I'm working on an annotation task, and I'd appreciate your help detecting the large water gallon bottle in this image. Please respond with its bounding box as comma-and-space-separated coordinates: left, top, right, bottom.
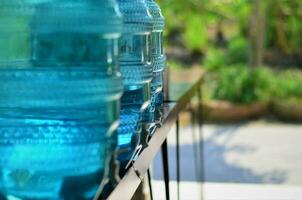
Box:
116, 0, 153, 170
142, 0, 165, 137
0, 1, 123, 200
147, 0, 165, 106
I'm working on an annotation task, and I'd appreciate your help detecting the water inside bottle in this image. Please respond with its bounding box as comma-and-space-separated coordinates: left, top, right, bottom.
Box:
0, 67, 121, 200
0, 8, 122, 198
117, 27, 152, 167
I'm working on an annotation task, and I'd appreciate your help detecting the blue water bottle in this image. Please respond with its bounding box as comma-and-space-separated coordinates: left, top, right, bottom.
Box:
116, 0, 153, 171
142, 0, 165, 136
147, 0, 165, 105
0, 1, 122, 199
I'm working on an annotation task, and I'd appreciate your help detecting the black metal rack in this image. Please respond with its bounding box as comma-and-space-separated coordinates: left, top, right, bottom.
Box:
95, 70, 205, 200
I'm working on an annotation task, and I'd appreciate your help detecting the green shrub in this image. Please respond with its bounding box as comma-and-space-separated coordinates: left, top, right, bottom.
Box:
212, 65, 258, 104
206, 65, 302, 104
272, 70, 302, 101
203, 48, 227, 71
203, 37, 248, 71
207, 65, 275, 104
226, 37, 248, 64
183, 14, 208, 52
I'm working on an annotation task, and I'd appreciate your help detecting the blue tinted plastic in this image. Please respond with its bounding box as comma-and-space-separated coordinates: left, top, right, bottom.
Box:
0, 1, 122, 199
147, 0, 165, 106
142, 0, 165, 132
116, 0, 153, 168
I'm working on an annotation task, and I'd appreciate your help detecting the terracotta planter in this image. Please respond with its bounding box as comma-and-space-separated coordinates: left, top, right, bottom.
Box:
202, 101, 269, 122
271, 100, 302, 122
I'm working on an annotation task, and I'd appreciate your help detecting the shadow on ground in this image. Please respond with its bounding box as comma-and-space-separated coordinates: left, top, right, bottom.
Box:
152, 124, 287, 184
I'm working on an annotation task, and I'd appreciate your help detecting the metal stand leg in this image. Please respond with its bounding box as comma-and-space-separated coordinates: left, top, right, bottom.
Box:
197, 86, 204, 200
197, 86, 203, 144
147, 169, 153, 200
176, 117, 180, 200
190, 101, 201, 181
161, 139, 170, 200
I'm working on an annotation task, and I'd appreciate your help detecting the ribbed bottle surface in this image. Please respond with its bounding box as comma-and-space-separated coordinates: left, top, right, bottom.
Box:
0, 1, 122, 199
146, 0, 165, 104
141, 0, 165, 128
116, 0, 153, 167
117, 0, 153, 33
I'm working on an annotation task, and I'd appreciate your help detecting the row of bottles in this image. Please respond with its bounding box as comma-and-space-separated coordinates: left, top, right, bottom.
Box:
116, 0, 153, 171
0, 0, 165, 199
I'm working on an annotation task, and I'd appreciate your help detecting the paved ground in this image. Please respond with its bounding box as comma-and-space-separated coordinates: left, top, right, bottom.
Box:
150, 120, 302, 200
151, 182, 302, 200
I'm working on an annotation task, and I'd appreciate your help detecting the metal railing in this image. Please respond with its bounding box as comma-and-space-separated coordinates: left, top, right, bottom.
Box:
95, 69, 206, 200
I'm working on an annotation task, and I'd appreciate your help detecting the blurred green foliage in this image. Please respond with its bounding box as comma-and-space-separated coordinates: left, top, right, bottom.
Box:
206, 65, 270, 104
205, 65, 302, 104
265, 0, 302, 53
203, 37, 248, 70
184, 14, 207, 51
203, 48, 226, 71
272, 70, 302, 101
227, 37, 248, 64
158, 0, 302, 105
168, 60, 186, 70
158, 0, 302, 61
